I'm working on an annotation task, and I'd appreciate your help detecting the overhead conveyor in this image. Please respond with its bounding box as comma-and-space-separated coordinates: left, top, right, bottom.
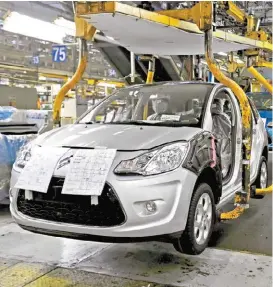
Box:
76, 1, 272, 56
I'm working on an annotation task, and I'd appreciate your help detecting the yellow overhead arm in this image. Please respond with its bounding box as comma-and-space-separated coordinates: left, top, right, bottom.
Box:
247, 66, 273, 94
256, 60, 273, 69
143, 56, 155, 120
53, 39, 88, 124
53, 14, 96, 125
220, 1, 246, 23
195, 2, 252, 220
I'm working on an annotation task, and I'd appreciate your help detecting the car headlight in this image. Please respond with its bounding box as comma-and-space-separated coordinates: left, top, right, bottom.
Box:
114, 142, 188, 176
14, 142, 33, 169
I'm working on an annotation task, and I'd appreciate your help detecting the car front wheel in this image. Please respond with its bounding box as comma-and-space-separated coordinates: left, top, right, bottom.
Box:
173, 183, 215, 255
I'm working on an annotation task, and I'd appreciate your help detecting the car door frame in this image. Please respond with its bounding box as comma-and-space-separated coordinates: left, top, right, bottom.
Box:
202, 85, 243, 203
247, 97, 268, 183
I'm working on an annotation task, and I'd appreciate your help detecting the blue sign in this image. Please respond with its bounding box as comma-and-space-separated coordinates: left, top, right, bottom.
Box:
32, 56, 39, 65
108, 69, 116, 77
208, 71, 214, 83
52, 46, 67, 62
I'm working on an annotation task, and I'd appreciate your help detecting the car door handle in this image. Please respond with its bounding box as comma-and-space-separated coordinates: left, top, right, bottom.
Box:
253, 128, 256, 135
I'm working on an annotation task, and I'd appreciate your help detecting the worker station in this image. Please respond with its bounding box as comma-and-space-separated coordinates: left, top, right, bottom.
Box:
0, 1, 272, 286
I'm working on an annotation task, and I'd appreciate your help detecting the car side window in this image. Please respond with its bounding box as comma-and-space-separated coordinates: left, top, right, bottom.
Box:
211, 91, 235, 125
248, 97, 259, 124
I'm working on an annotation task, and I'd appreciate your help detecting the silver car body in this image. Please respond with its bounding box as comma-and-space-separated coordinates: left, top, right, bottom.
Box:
9, 82, 268, 241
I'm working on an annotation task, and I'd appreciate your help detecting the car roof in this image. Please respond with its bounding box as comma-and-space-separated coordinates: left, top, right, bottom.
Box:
122, 81, 220, 90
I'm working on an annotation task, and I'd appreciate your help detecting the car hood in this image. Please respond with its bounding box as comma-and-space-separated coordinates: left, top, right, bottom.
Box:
36, 124, 202, 151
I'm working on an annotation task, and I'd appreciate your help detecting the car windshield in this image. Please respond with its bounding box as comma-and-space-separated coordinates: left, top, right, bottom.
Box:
78, 83, 213, 127
247, 92, 272, 110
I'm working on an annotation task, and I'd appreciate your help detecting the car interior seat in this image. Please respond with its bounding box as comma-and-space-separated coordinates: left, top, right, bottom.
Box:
211, 98, 232, 179
148, 97, 174, 120
223, 100, 233, 121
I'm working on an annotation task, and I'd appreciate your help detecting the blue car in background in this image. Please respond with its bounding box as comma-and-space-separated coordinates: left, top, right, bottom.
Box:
247, 92, 272, 150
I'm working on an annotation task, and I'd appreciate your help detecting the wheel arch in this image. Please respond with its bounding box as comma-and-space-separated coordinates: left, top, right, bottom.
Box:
262, 145, 268, 161
194, 166, 222, 204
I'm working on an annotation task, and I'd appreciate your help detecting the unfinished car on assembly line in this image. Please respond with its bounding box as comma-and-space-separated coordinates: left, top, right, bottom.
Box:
9, 82, 268, 255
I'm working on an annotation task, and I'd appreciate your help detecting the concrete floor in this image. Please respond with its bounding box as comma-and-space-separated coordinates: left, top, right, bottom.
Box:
0, 153, 271, 286
209, 153, 272, 256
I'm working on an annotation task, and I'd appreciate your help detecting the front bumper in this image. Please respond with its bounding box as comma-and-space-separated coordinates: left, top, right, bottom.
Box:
10, 166, 197, 239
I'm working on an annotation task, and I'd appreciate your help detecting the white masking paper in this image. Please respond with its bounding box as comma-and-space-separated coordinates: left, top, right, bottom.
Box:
15, 147, 68, 193
61, 149, 116, 196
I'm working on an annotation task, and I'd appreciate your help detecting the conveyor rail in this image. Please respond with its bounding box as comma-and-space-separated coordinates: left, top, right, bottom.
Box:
76, 2, 272, 56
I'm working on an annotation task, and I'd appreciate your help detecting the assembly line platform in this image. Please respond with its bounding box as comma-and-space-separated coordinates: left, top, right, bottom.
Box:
0, 219, 271, 287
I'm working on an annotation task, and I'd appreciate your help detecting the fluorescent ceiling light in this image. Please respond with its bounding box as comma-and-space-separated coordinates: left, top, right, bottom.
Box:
217, 52, 228, 56
3, 12, 75, 44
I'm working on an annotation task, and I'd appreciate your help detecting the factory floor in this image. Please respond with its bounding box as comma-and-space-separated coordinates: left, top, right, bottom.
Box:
0, 154, 271, 287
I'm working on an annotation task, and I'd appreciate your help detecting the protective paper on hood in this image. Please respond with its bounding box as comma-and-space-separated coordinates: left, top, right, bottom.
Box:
15, 147, 68, 193
61, 149, 116, 196
0, 133, 36, 203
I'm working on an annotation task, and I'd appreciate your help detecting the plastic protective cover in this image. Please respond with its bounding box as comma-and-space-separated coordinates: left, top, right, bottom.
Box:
0, 107, 51, 130
212, 106, 232, 178
0, 106, 17, 121
0, 133, 36, 203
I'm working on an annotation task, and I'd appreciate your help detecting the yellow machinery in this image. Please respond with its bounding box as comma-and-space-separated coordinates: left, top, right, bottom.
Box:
140, 55, 156, 119
161, 1, 273, 218
54, 1, 272, 220
248, 66, 273, 94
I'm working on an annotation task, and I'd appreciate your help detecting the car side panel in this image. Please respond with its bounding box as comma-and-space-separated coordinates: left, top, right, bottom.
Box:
182, 131, 222, 201
250, 116, 268, 182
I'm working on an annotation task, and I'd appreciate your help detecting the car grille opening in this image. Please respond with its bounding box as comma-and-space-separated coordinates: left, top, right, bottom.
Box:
17, 177, 126, 227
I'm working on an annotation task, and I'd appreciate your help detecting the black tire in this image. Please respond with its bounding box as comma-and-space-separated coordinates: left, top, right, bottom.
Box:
252, 156, 268, 199
173, 183, 216, 255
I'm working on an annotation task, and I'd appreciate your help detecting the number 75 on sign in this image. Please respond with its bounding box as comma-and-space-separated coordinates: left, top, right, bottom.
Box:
52, 46, 67, 62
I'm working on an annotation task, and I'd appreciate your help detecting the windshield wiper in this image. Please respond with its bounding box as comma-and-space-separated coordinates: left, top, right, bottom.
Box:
107, 120, 150, 125
106, 120, 198, 127
79, 121, 95, 124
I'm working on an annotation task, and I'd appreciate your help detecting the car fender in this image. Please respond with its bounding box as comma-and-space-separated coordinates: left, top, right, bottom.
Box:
183, 131, 222, 201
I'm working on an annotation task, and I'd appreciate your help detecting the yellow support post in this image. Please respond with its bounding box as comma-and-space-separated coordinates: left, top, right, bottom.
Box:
145, 57, 155, 83
201, 2, 252, 220
247, 15, 255, 33
53, 11, 97, 126
247, 66, 273, 94
75, 16, 96, 41
143, 56, 155, 120
53, 39, 88, 125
